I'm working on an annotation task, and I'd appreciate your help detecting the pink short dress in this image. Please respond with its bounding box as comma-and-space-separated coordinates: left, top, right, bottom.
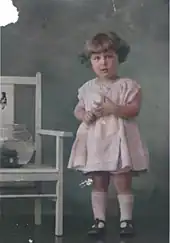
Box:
67, 78, 149, 175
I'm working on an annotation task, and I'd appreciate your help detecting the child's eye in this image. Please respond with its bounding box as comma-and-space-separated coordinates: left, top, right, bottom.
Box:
105, 54, 114, 59
94, 56, 100, 60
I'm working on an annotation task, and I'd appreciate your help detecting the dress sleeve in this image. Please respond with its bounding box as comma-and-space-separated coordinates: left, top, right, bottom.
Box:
77, 84, 86, 107
120, 79, 141, 104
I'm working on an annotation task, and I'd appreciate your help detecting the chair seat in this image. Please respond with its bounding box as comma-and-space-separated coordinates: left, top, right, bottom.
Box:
0, 164, 59, 183
0, 181, 36, 188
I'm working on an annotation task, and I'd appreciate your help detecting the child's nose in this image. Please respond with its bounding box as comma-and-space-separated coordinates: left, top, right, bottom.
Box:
100, 56, 107, 65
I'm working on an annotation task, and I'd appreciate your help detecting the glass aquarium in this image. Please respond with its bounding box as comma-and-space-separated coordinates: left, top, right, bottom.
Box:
0, 124, 34, 168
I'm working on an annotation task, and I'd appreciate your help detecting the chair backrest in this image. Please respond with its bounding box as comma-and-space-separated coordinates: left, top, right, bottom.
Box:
0, 72, 42, 164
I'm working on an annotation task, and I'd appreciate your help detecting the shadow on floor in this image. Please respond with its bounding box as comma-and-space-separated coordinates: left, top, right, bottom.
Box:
0, 214, 168, 243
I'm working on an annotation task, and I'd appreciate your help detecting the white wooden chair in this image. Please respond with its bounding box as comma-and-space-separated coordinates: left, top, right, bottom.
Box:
0, 73, 72, 236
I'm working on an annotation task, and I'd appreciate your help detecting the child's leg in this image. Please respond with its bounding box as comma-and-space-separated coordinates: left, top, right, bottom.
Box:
113, 172, 133, 222
91, 172, 110, 221
113, 172, 134, 235
88, 172, 110, 235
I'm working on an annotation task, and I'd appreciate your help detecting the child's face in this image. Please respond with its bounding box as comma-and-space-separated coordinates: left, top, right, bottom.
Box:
90, 50, 118, 79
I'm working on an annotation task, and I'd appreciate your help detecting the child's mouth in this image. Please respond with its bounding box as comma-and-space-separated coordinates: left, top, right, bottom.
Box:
100, 69, 108, 72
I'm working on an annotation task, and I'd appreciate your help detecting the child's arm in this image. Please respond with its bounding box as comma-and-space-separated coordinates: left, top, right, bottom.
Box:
74, 101, 86, 121
93, 90, 141, 119
74, 101, 96, 124
115, 91, 142, 119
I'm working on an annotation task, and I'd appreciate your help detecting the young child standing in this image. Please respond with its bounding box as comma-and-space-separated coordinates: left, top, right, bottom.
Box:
68, 32, 149, 237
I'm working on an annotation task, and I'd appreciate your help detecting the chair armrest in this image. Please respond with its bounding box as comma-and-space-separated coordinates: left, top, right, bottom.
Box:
35, 129, 72, 170
37, 129, 73, 137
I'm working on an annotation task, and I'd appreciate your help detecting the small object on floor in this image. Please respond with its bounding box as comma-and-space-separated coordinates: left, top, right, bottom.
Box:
88, 218, 106, 236
79, 178, 93, 188
120, 220, 134, 237
28, 239, 33, 243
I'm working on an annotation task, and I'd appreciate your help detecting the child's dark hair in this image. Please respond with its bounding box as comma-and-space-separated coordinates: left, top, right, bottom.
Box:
79, 32, 130, 65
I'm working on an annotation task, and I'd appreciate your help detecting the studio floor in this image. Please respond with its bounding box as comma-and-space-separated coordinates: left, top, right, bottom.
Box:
0, 214, 168, 243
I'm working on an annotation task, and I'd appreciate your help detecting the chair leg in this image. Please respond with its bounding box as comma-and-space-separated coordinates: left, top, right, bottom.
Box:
0, 200, 3, 220
55, 237, 63, 243
55, 180, 63, 236
0, 193, 3, 219
0, 200, 2, 218
34, 198, 41, 225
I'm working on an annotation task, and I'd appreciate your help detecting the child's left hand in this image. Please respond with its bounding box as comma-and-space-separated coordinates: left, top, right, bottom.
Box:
93, 96, 118, 118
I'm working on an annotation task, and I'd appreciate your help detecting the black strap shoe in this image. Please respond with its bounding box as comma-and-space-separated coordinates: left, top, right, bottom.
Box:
88, 218, 106, 236
120, 220, 134, 237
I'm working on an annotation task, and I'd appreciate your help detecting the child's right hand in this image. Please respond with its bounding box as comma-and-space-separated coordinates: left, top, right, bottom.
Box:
83, 111, 96, 125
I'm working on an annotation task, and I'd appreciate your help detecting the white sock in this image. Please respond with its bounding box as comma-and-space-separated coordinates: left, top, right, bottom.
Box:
91, 191, 107, 222
117, 194, 134, 221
